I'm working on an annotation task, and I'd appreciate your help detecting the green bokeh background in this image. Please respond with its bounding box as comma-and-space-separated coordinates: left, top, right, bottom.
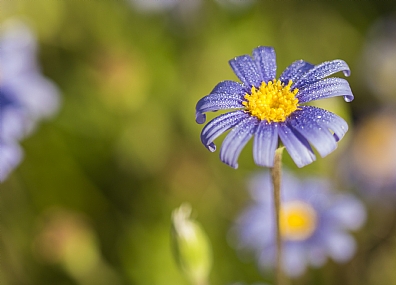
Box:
1, 1, 396, 285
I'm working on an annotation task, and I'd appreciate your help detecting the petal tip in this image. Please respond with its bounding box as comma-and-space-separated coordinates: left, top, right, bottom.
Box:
253, 45, 274, 53
344, 95, 354, 102
295, 159, 314, 168
343, 69, 351, 77
229, 162, 238, 169
206, 143, 216, 152
221, 155, 239, 169
255, 161, 273, 168
195, 112, 206, 124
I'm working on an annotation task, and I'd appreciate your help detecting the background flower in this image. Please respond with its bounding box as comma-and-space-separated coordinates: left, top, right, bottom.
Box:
0, 20, 60, 181
340, 111, 396, 201
233, 170, 366, 277
359, 15, 396, 105
129, 0, 201, 19
229, 283, 269, 285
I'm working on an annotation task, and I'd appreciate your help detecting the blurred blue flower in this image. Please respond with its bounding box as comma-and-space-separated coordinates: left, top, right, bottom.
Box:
341, 111, 396, 201
233, 171, 366, 277
229, 283, 269, 285
0, 20, 60, 181
360, 16, 396, 104
215, 0, 256, 11
130, 0, 200, 14
196, 46, 353, 168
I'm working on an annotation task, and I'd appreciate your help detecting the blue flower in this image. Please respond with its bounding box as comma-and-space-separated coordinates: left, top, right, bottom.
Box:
195, 46, 353, 168
341, 111, 396, 201
360, 16, 396, 103
0, 20, 60, 181
233, 171, 366, 277
130, 0, 200, 14
229, 283, 269, 285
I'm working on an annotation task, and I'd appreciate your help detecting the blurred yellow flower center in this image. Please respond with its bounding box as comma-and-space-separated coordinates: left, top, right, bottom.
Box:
242, 79, 299, 122
280, 201, 317, 241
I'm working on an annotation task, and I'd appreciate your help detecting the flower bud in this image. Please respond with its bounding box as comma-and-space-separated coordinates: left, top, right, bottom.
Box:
171, 203, 212, 285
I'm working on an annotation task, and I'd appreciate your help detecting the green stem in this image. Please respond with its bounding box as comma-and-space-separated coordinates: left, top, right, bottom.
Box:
270, 147, 285, 285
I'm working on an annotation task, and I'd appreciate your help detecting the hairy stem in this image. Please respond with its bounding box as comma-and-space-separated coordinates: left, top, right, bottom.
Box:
271, 147, 285, 285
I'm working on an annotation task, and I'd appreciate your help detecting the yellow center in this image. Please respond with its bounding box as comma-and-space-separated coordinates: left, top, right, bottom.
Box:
279, 201, 317, 241
242, 79, 299, 122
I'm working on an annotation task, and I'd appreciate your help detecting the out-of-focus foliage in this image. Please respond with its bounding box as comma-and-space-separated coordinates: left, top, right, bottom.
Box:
1, 1, 396, 285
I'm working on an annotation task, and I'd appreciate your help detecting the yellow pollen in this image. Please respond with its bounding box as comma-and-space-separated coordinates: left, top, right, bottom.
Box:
242, 79, 299, 122
280, 201, 317, 241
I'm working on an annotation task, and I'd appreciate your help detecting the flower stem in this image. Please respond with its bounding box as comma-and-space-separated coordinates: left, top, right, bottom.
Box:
271, 147, 285, 285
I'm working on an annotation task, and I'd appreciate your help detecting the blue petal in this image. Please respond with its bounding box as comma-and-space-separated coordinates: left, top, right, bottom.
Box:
195, 95, 244, 124
282, 244, 308, 277
327, 194, 366, 231
220, 116, 258, 168
236, 205, 274, 251
229, 55, 262, 89
293, 60, 351, 90
301, 106, 348, 142
200, 111, 248, 152
248, 171, 273, 203
281, 171, 305, 201
209, 80, 245, 95
288, 108, 338, 158
278, 123, 316, 168
253, 121, 279, 167
0, 142, 23, 182
324, 232, 356, 262
195, 112, 207, 125
280, 60, 315, 85
1, 106, 29, 142
252, 46, 277, 83
196, 81, 245, 124
297, 78, 354, 103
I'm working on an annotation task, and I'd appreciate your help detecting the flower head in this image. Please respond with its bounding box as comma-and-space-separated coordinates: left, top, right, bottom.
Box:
130, 0, 200, 15
0, 20, 60, 181
341, 111, 396, 201
360, 16, 396, 103
196, 46, 353, 168
233, 171, 366, 277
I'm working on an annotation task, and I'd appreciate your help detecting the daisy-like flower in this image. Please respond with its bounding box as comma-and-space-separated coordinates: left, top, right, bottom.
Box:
229, 283, 269, 285
195, 46, 353, 168
233, 171, 366, 277
341, 111, 396, 201
130, 0, 200, 14
360, 16, 396, 103
0, 20, 60, 181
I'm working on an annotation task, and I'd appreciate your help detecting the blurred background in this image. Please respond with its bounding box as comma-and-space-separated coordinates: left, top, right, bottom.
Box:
1, 0, 396, 284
